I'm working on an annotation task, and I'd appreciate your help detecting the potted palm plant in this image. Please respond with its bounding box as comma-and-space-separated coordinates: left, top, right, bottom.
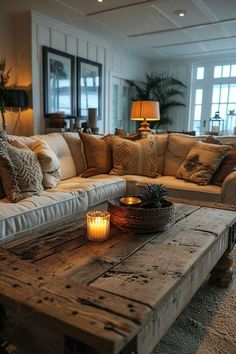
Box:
127, 72, 187, 127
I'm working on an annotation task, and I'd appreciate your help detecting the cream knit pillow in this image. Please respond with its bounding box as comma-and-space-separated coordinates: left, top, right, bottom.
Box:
110, 136, 159, 177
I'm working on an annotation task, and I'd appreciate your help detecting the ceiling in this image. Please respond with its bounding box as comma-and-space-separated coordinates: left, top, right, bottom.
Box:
60, 0, 236, 60
2, 0, 236, 61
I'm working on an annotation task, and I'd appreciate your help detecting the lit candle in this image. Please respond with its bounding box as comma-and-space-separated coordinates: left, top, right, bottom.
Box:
119, 196, 142, 206
86, 211, 110, 241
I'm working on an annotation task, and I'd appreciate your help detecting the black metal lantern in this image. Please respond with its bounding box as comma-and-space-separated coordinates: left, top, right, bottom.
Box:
209, 111, 224, 135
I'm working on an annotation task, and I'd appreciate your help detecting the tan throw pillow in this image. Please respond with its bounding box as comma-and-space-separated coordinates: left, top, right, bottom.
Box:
31, 138, 61, 189
0, 140, 43, 202
203, 136, 236, 186
80, 132, 112, 177
114, 128, 143, 141
176, 141, 231, 185
110, 136, 159, 177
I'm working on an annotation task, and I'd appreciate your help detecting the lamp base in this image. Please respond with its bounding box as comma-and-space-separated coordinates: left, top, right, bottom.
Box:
137, 119, 152, 132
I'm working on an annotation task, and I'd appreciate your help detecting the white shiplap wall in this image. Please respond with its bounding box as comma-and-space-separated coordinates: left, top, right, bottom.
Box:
31, 11, 150, 134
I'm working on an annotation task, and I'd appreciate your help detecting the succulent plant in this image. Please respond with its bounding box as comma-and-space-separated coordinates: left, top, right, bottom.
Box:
140, 184, 169, 208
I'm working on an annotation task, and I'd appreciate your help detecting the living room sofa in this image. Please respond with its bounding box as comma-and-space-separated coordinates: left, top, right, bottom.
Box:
0, 132, 235, 244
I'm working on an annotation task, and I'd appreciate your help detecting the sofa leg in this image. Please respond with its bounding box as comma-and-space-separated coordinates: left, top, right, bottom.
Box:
209, 251, 233, 288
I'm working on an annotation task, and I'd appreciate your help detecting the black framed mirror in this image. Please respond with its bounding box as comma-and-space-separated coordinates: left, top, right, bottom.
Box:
77, 57, 102, 120
43, 46, 75, 116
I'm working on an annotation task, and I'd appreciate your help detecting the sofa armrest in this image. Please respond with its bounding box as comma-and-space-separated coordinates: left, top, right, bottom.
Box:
221, 171, 236, 205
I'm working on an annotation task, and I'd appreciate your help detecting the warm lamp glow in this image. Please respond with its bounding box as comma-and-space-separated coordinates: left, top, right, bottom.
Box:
86, 211, 110, 241
131, 101, 160, 132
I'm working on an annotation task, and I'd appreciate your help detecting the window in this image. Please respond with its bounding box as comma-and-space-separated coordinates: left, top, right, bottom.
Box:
190, 62, 236, 135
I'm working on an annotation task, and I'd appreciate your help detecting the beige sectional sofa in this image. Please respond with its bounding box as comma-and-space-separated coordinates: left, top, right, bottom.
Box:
0, 132, 235, 244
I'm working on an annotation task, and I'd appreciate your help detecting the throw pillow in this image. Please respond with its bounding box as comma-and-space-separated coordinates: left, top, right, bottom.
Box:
114, 128, 143, 141
0, 140, 43, 202
79, 132, 113, 177
31, 138, 61, 189
203, 136, 236, 186
176, 141, 231, 185
110, 136, 159, 177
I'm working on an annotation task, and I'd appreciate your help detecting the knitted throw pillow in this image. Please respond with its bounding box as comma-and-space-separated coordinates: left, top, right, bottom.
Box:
0, 140, 43, 202
110, 136, 159, 177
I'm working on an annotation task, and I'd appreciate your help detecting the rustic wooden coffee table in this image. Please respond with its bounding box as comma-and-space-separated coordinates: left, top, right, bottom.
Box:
0, 203, 235, 354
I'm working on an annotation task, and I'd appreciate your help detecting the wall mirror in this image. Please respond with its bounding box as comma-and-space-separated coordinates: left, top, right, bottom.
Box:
43, 46, 75, 116
77, 57, 102, 120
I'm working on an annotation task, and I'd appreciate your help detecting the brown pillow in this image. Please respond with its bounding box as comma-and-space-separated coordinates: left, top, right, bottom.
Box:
80, 133, 112, 177
114, 128, 143, 141
203, 136, 236, 186
0, 140, 43, 202
110, 136, 159, 177
176, 141, 231, 185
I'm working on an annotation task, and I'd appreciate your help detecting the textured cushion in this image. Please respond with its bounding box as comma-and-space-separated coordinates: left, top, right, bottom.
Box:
80, 133, 113, 177
114, 128, 143, 141
147, 133, 168, 174
0, 189, 88, 243
62, 132, 86, 175
0, 140, 43, 202
164, 133, 198, 176
30, 138, 61, 189
203, 136, 236, 186
9, 133, 77, 181
176, 141, 231, 185
110, 136, 159, 177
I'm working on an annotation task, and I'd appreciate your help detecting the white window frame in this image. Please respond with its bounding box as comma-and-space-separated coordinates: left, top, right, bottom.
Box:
189, 61, 236, 135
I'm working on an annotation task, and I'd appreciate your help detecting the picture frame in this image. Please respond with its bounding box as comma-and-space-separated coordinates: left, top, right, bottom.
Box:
43, 46, 75, 116
77, 57, 102, 120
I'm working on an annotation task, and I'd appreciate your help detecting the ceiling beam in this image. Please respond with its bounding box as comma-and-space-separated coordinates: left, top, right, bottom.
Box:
158, 47, 236, 58
151, 35, 236, 49
86, 0, 155, 16
128, 17, 236, 37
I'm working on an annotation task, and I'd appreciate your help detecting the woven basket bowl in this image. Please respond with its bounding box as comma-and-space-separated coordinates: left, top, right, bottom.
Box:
108, 199, 175, 233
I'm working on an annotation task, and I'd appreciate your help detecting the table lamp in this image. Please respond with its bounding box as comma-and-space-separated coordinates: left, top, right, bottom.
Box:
131, 100, 160, 132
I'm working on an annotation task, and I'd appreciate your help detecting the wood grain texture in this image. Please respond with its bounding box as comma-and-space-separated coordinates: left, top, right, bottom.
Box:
0, 204, 235, 354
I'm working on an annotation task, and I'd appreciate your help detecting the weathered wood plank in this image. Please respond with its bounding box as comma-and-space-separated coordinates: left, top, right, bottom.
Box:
0, 248, 150, 354
32, 204, 200, 284
137, 230, 230, 354
91, 207, 236, 309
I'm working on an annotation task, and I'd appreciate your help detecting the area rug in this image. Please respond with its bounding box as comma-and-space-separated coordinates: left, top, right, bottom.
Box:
5, 249, 236, 354
154, 248, 236, 354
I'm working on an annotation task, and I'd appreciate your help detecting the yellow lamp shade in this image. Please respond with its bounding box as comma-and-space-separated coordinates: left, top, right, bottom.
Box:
131, 101, 160, 121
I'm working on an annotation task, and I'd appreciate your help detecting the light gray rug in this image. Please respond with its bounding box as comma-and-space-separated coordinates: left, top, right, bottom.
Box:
154, 248, 236, 354
6, 249, 236, 354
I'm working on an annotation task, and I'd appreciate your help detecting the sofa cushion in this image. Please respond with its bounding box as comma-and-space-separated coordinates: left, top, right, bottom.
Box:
203, 136, 236, 186
62, 132, 86, 175
0, 140, 43, 202
55, 175, 126, 207
164, 133, 197, 176
176, 141, 231, 185
30, 138, 61, 189
38, 133, 77, 180
0, 189, 88, 244
9, 133, 77, 181
80, 133, 113, 177
110, 136, 159, 177
123, 175, 221, 203
114, 128, 143, 141
147, 133, 168, 175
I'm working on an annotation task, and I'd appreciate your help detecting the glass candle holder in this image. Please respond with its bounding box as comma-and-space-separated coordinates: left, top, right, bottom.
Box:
86, 211, 110, 241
